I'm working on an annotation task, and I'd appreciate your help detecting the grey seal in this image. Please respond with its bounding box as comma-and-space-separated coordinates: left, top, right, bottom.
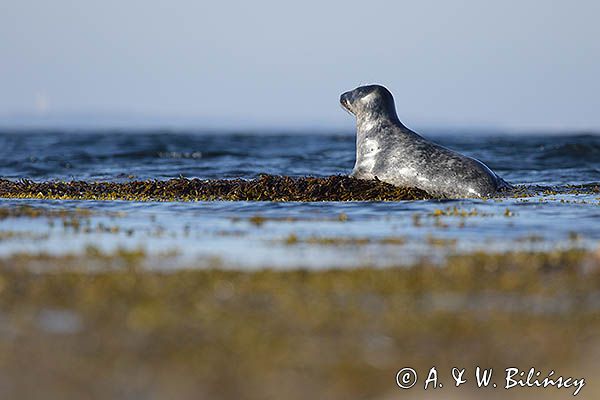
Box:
340, 84, 511, 198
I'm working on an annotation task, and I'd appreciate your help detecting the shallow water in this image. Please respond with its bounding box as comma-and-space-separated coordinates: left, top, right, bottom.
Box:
0, 130, 599, 268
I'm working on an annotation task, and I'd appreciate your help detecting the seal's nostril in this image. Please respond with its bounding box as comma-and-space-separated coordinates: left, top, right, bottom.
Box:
340, 93, 352, 109
340, 91, 352, 105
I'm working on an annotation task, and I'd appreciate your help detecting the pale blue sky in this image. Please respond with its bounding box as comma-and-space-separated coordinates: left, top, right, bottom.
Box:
0, 0, 599, 130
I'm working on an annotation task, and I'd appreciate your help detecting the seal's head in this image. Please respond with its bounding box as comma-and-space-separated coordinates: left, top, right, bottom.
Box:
340, 84, 398, 121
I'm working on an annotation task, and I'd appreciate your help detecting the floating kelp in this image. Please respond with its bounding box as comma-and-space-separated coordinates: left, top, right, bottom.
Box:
509, 182, 600, 198
0, 205, 91, 219
0, 175, 432, 202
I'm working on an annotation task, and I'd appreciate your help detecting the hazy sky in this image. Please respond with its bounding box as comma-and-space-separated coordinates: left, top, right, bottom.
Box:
1, 0, 599, 130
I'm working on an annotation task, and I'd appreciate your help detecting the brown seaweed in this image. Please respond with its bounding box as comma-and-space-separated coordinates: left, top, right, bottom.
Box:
0, 247, 599, 399
0, 175, 432, 202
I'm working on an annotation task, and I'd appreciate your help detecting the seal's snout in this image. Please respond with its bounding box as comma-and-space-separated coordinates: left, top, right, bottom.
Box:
340, 91, 353, 113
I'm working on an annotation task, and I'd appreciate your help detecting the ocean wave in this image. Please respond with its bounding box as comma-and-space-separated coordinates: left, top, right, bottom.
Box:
536, 142, 600, 161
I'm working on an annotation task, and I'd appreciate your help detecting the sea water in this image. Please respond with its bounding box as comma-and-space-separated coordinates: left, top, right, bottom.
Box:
0, 130, 598, 269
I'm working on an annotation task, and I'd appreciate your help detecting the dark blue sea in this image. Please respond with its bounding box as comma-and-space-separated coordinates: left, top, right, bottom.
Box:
0, 130, 599, 268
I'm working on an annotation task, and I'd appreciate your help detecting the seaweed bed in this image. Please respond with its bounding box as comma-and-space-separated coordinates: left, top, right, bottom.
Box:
0, 175, 432, 202
1, 247, 599, 399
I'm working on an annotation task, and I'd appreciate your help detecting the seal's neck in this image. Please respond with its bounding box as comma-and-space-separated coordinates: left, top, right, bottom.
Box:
356, 110, 406, 133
